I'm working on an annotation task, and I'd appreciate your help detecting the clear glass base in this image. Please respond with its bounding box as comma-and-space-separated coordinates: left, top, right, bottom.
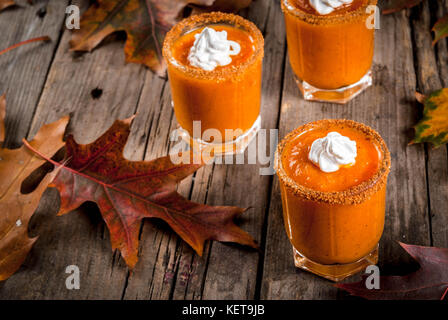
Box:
175, 116, 261, 157
292, 244, 378, 282
296, 70, 372, 104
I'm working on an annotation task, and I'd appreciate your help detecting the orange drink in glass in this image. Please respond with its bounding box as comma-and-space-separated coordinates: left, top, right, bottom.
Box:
163, 12, 264, 156
281, 0, 377, 103
275, 119, 391, 281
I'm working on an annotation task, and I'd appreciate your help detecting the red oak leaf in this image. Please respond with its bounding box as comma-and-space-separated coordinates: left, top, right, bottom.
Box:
25, 117, 257, 269
336, 243, 448, 300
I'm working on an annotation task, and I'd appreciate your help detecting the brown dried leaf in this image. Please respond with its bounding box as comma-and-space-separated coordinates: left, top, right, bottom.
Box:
70, 0, 215, 76
0, 0, 14, 12
192, 0, 253, 13
0, 98, 68, 281
69, 0, 253, 76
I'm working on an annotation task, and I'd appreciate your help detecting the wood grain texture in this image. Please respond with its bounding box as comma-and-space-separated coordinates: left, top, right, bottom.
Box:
197, 0, 287, 300
0, 0, 70, 148
411, 0, 448, 249
0, 0, 150, 299
122, 0, 287, 300
0, 0, 447, 300
260, 9, 431, 299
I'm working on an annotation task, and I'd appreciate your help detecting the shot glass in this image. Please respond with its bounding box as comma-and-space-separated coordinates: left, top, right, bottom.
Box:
163, 12, 264, 156
281, 0, 377, 104
275, 119, 391, 281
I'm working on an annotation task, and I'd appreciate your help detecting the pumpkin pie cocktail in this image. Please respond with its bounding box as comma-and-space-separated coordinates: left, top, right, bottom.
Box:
275, 120, 390, 281
163, 13, 264, 155
282, 0, 377, 103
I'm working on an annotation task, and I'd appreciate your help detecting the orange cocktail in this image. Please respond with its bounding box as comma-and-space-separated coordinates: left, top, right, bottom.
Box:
281, 0, 377, 103
275, 120, 390, 281
163, 13, 264, 155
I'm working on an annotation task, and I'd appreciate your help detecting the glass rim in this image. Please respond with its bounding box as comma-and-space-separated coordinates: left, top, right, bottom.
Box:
281, 0, 378, 25
162, 12, 264, 81
275, 119, 391, 205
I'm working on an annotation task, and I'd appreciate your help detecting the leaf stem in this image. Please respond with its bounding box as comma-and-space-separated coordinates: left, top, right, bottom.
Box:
22, 139, 61, 167
22, 138, 250, 244
0, 36, 51, 57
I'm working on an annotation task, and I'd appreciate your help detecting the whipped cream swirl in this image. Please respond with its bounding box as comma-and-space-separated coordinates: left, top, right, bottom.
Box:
308, 132, 357, 173
188, 27, 241, 71
309, 0, 353, 15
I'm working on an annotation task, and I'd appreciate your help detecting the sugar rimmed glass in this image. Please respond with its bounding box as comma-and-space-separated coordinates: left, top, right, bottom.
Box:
163, 12, 264, 156
275, 119, 391, 281
281, 0, 378, 104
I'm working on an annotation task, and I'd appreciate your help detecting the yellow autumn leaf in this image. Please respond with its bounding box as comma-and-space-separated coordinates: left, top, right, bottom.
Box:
412, 88, 448, 148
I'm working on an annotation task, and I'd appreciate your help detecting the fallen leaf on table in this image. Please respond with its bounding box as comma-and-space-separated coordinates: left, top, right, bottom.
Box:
25, 117, 258, 269
381, 0, 423, 14
415, 91, 426, 104
336, 243, 448, 300
0, 0, 14, 12
411, 88, 448, 148
70, 0, 253, 76
70, 0, 213, 76
0, 97, 68, 281
432, 13, 448, 45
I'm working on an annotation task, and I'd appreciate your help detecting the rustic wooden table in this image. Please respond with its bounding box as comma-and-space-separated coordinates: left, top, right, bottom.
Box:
0, 0, 447, 300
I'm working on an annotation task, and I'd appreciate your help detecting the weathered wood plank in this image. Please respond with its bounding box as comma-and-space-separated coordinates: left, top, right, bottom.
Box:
0, 0, 157, 299
198, 0, 287, 300
0, 0, 284, 300
0, 0, 70, 147
435, 2, 448, 86
0, 0, 445, 300
411, 0, 448, 248
261, 9, 431, 299
122, 0, 288, 300
120, 70, 197, 300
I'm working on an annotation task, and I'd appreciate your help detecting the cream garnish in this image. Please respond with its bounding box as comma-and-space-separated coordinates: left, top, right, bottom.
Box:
187, 27, 241, 71
308, 132, 357, 173
309, 0, 353, 15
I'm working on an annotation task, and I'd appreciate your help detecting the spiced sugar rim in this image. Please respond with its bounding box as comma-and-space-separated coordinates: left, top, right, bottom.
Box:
162, 12, 264, 81
281, 0, 378, 25
275, 119, 391, 205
